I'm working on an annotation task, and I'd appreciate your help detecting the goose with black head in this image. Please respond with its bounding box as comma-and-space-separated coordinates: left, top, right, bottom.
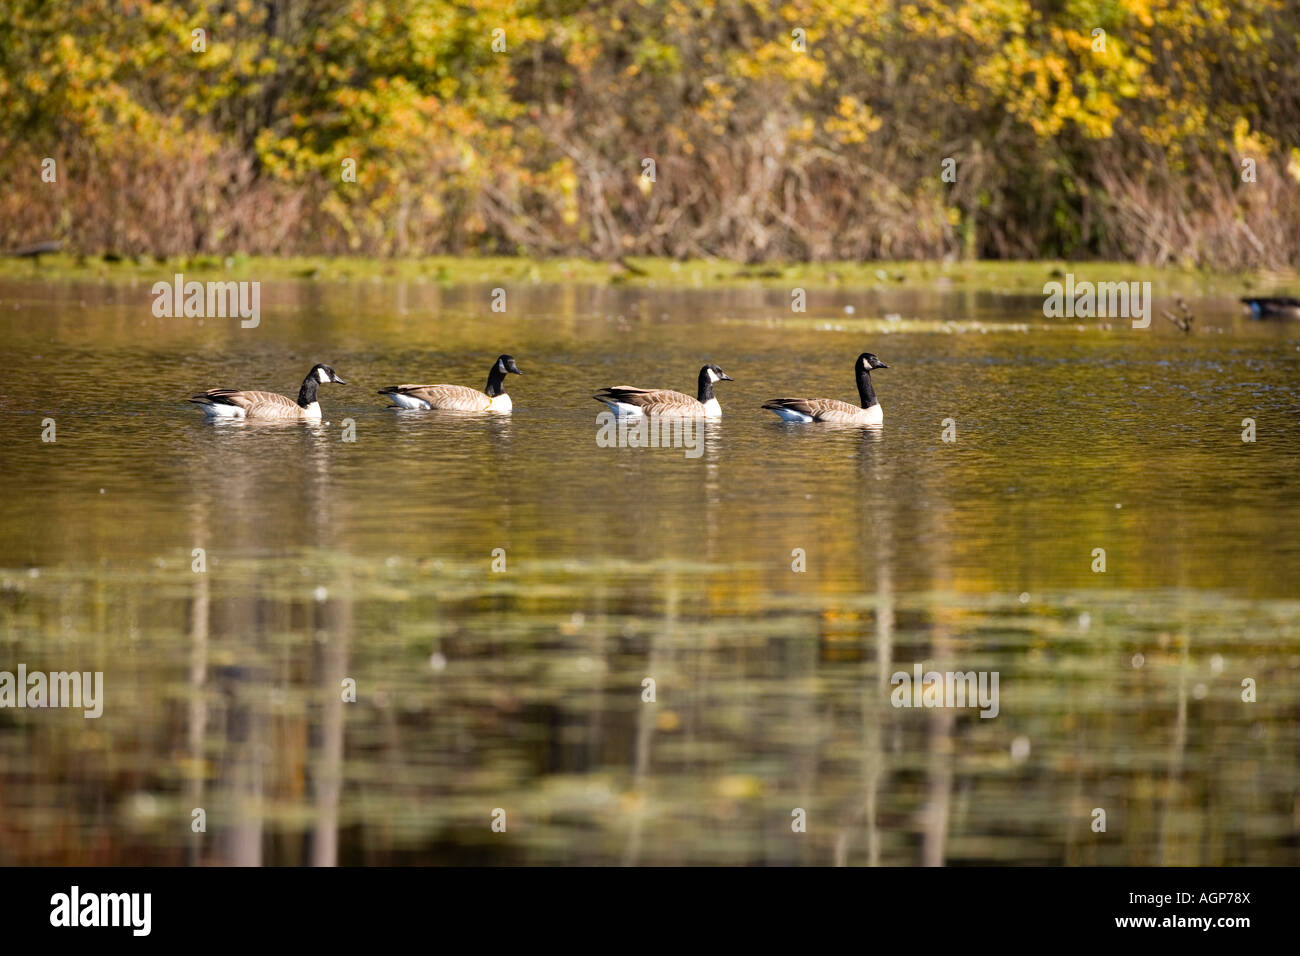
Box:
593, 363, 733, 419
189, 363, 348, 421
763, 352, 889, 425
378, 354, 523, 412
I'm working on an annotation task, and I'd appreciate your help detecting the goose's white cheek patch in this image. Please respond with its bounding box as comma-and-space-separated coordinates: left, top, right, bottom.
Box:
317, 368, 330, 383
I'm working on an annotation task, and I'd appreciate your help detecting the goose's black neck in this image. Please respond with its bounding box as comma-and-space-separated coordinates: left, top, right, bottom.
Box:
697, 367, 715, 404
485, 364, 509, 398
855, 365, 878, 409
297, 372, 319, 408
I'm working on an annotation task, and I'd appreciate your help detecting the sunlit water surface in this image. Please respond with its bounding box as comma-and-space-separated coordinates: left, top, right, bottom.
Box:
1, 277, 1298, 864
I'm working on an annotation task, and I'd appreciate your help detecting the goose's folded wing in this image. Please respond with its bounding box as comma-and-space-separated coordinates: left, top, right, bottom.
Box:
594, 385, 652, 400
385, 384, 489, 410
192, 389, 298, 412
597, 386, 698, 413
763, 397, 862, 421
762, 397, 814, 413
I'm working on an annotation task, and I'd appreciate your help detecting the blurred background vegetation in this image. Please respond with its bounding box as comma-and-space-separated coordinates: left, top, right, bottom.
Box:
3, 0, 1299, 267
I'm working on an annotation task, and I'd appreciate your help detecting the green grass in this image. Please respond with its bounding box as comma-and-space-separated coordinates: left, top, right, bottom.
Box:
0, 252, 1268, 292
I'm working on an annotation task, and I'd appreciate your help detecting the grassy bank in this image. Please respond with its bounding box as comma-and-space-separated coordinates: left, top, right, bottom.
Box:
0, 254, 1285, 295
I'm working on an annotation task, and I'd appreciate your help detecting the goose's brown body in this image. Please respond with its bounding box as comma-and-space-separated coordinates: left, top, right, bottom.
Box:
189, 364, 346, 421
381, 383, 499, 411
762, 396, 883, 425
378, 354, 522, 413
593, 364, 732, 419
762, 352, 888, 425
593, 386, 710, 417
190, 389, 318, 420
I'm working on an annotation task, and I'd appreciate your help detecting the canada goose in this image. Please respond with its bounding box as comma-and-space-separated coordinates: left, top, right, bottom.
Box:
189, 363, 347, 420
1241, 296, 1300, 320
593, 363, 733, 418
762, 352, 889, 425
378, 354, 523, 412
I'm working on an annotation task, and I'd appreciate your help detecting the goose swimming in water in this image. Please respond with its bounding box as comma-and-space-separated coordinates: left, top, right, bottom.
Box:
762, 352, 889, 425
189, 364, 347, 420
1241, 297, 1300, 320
593, 364, 733, 418
378, 354, 523, 412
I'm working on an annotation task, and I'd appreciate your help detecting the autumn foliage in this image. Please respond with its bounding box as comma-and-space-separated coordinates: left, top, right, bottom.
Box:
3, 0, 1298, 266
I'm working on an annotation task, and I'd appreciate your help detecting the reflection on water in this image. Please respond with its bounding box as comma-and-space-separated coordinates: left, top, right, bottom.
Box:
0, 279, 1297, 865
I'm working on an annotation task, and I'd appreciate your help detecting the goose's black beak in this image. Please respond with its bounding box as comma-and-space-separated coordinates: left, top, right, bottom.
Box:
334, 375, 349, 385
875, 363, 888, 370
510, 367, 523, 375
720, 372, 734, 381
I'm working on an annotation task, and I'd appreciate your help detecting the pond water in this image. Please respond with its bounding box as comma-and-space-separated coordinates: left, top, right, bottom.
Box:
1, 275, 1297, 864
